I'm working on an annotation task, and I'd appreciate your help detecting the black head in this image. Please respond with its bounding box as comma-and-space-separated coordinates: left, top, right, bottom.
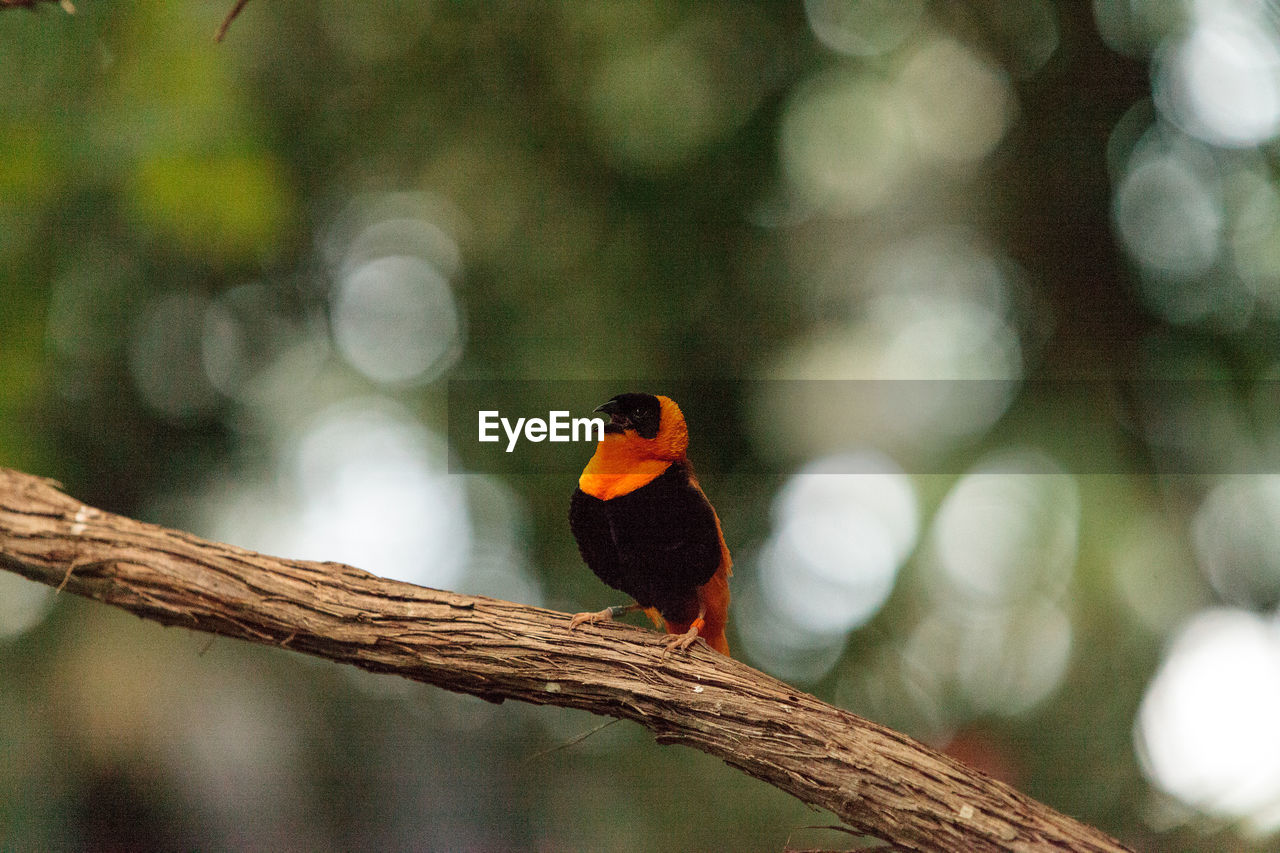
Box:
594, 393, 661, 439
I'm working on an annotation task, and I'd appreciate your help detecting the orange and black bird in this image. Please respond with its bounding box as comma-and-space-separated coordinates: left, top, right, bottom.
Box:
568, 393, 732, 655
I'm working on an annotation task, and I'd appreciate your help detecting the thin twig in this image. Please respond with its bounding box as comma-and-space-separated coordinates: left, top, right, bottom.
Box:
520, 717, 622, 767
0, 0, 73, 11
214, 0, 250, 42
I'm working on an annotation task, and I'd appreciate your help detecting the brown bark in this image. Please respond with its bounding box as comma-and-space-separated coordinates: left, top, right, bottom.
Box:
0, 467, 1131, 852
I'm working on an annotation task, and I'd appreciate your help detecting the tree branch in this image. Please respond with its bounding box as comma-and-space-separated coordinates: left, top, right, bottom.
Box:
0, 467, 1131, 853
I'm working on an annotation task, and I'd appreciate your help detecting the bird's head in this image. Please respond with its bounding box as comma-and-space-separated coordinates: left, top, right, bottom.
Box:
593, 393, 689, 461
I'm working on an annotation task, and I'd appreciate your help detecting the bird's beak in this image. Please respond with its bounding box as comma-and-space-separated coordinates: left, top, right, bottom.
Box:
594, 398, 628, 434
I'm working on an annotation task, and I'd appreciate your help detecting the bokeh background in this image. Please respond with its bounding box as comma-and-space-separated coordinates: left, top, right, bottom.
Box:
4, 1, 1280, 850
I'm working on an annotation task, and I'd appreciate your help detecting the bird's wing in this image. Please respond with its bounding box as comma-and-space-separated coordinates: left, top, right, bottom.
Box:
569, 486, 626, 591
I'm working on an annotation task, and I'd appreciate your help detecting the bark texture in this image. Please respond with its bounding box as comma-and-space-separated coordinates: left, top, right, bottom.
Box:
0, 467, 1131, 853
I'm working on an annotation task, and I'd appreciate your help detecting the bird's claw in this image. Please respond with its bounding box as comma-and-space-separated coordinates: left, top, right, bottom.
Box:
660, 627, 702, 658
569, 607, 615, 630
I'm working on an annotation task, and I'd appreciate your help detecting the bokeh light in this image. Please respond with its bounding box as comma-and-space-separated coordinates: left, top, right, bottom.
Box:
953, 599, 1073, 716
899, 37, 1014, 167
1092, 0, 1185, 58
864, 231, 1024, 388
904, 450, 1079, 717
930, 450, 1079, 604
1137, 608, 1280, 833
323, 192, 462, 279
457, 473, 543, 608
906, 596, 1073, 718
199, 280, 329, 403
0, 573, 56, 640
803, 0, 925, 58
332, 255, 461, 385
780, 69, 912, 213
755, 232, 1024, 465
1113, 133, 1222, 282
1110, 3, 1280, 336
325, 192, 464, 386
1192, 476, 1280, 609
206, 397, 470, 589
1230, 169, 1280, 316
1154, 5, 1280, 148
742, 451, 917, 682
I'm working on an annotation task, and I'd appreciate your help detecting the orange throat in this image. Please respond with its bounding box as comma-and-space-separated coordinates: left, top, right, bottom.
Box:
578, 433, 679, 500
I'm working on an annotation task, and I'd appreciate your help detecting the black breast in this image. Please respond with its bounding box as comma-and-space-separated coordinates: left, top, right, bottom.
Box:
569, 462, 722, 624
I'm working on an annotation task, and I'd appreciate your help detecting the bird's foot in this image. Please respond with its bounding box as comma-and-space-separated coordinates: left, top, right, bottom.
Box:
569, 607, 615, 630
569, 603, 639, 630
660, 620, 705, 658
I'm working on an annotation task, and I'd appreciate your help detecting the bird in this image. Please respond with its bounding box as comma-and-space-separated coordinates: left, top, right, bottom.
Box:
568, 393, 732, 656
